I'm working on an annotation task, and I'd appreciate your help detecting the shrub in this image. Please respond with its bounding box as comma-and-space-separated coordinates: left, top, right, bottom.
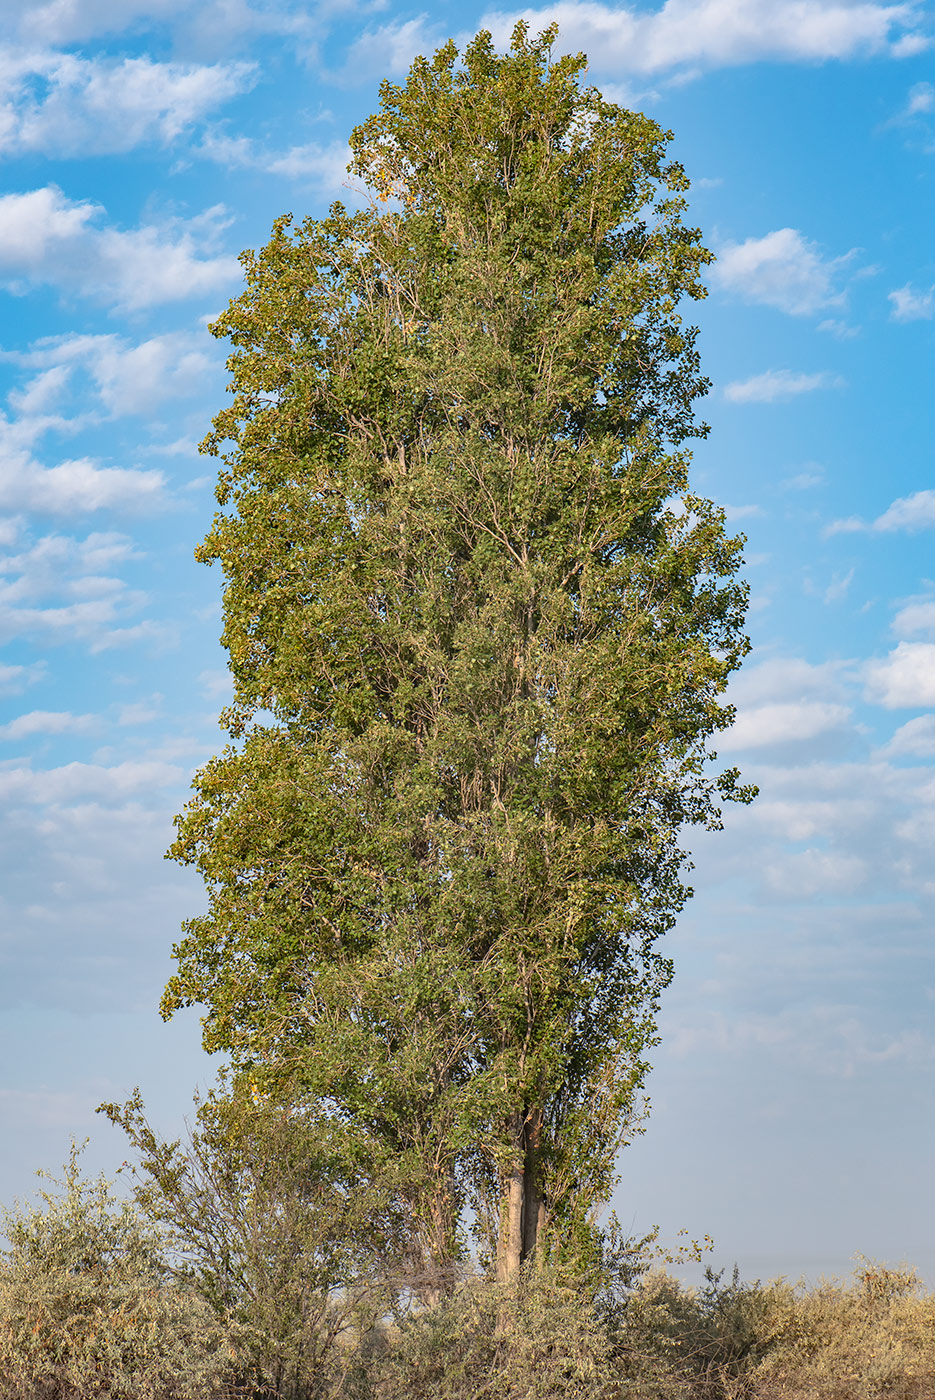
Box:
748, 1260, 935, 1400
103, 1087, 402, 1400
0, 1144, 234, 1400
357, 1267, 623, 1400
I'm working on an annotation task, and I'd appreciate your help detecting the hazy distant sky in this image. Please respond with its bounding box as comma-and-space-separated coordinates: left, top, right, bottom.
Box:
1, 0, 933, 1286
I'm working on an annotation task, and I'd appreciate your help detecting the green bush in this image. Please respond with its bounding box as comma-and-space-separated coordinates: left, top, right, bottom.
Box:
103, 1086, 412, 1400
0, 1145, 234, 1400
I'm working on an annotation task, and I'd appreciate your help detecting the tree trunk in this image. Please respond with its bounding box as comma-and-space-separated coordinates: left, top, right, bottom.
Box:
496, 1110, 525, 1280
496, 1105, 546, 1279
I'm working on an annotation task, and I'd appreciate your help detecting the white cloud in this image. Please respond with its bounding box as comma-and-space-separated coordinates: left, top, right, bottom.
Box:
198, 667, 233, 700
905, 80, 935, 114
889, 283, 935, 321
476, 0, 924, 76
117, 698, 161, 726
724, 369, 844, 403
0, 660, 45, 694
817, 317, 859, 339
828, 488, 935, 536
712, 228, 855, 315
722, 503, 763, 521
0, 186, 238, 310
0, 758, 183, 804
198, 131, 351, 190
338, 16, 441, 82
893, 597, 935, 636
667, 1002, 931, 1076
10, 0, 320, 50
865, 642, 935, 707
764, 847, 866, 897
885, 715, 935, 757
0, 408, 166, 514
0, 709, 96, 740
0, 51, 255, 158
0, 451, 165, 514
782, 470, 824, 490
730, 655, 853, 705
720, 700, 853, 751
872, 489, 935, 530
7, 364, 70, 416
0, 527, 163, 650
12, 330, 219, 416
824, 567, 855, 604
13, 0, 194, 43
718, 655, 857, 751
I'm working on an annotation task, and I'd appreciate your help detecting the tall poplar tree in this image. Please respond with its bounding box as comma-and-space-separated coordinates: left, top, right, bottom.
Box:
163, 25, 752, 1285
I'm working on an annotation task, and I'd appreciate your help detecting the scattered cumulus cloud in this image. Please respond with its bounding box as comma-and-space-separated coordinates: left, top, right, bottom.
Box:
720, 699, 853, 750
889, 283, 935, 321
782, 469, 824, 490
871, 491, 935, 531
117, 698, 161, 726
824, 567, 855, 604
0, 451, 165, 514
475, 0, 927, 78
12, 0, 210, 43
0, 186, 239, 310
667, 1002, 932, 1076
0, 410, 166, 514
764, 846, 866, 898
885, 715, 935, 757
722, 503, 762, 521
0, 709, 96, 740
337, 16, 441, 82
905, 80, 935, 114
9, 0, 319, 50
0, 660, 45, 694
6, 0, 927, 73
198, 131, 351, 189
865, 642, 935, 707
892, 596, 935, 636
817, 317, 859, 339
0, 525, 164, 651
724, 369, 844, 403
827, 487, 935, 535
719, 656, 856, 751
711, 228, 856, 314
0, 52, 255, 159
0, 758, 184, 805
8, 330, 220, 417
198, 668, 233, 700
730, 656, 853, 705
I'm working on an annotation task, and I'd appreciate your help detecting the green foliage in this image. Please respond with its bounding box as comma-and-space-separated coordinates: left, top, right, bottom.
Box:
0, 1144, 232, 1400
101, 1086, 403, 1400
163, 20, 752, 1276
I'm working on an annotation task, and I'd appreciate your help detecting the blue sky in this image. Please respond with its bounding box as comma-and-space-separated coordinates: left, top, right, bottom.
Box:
0, 0, 933, 1286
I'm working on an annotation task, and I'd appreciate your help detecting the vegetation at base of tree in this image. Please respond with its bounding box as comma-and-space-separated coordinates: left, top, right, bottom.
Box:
160, 18, 753, 1290
0, 1145, 232, 1400
100, 1085, 406, 1398
3, 1143, 932, 1400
